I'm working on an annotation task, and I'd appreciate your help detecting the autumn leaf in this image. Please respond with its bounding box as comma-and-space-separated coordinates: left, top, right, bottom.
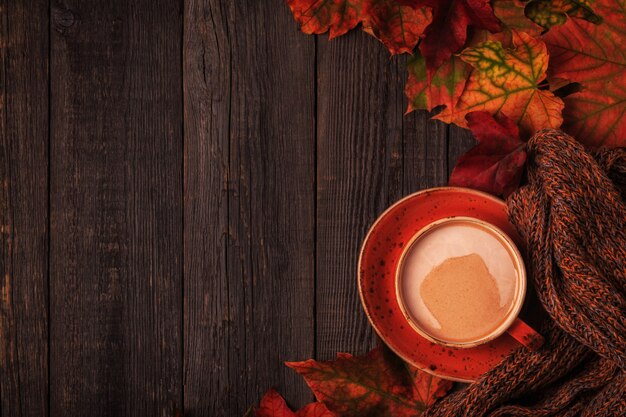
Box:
362, 1, 433, 54
404, 0, 543, 113
286, 347, 452, 417
404, 2, 541, 115
405, 54, 469, 113
526, 0, 602, 28
417, 0, 502, 76
254, 388, 335, 417
286, 0, 432, 55
542, 0, 626, 147
492, 0, 543, 36
449, 111, 527, 197
295, 403, 336, 417
436, 30, 564, 136
286, 0, 362, 39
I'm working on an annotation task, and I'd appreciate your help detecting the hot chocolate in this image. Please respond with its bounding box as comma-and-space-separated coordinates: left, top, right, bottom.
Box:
397, 218, 520, 344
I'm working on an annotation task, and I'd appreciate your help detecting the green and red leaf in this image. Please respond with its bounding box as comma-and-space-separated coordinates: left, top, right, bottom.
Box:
525, 0, 602, 29
405, 54, 469, 113
542, 0, 626, 147
449, 111, 528, 197
286, 347, 452, 417
417, 0, 502, 76
492, 0, 543, 37
404, 7, 541, 116
254, 388, 335, 417
437, 30, 564, 136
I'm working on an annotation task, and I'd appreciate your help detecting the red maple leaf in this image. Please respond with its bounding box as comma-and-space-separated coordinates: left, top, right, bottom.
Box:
449, 111, 527, 197
417, 0, 502, 76
254, 388, 335, 417
286, 347, 452, 417
362, 1, 433, 54
286, 0, 432, 55
541, 0, 626, 147
286, 0, 363, 39
295, 403, 336, 417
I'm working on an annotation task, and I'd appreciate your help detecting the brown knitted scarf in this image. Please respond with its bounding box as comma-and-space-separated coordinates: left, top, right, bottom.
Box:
425, 130, 626, 417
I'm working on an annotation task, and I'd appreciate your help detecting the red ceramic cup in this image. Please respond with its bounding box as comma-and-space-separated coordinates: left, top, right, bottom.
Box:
395, 216, 543, 350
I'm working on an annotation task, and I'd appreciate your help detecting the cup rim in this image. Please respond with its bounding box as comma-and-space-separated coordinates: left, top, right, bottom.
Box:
395, 216, 527, 349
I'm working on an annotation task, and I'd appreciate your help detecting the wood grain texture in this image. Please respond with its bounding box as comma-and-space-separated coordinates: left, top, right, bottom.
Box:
182, 0, 229, 416
400, 71, 449, 193
49, 1, 183, 415
0, 1, 468, 413
183, 0, 315, 415
316, 33, 406, 359
0, 1, 49, 416
447, 124, 476, 179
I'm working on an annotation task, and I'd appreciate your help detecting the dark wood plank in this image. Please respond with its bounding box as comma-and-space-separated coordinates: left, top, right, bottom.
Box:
49, 1, 183, 415
316, 33, 405, 358
0, 1, 49, 415
183, 0, 315, 415
226, 0, 315, 411
447, 124, 476, 179
316, 40, 449, 359
401, 92, 449, 192
182, 0, 229, 415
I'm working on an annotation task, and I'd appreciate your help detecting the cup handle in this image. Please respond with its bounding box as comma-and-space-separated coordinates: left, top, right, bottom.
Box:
506, 318, 544, 351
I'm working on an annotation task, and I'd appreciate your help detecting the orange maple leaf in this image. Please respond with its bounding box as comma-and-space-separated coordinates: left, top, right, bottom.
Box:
286, 0, 432, 55
436, 31, 564, 136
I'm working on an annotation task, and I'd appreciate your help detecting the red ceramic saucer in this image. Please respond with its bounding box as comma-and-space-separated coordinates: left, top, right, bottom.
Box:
358, 187, 525, 382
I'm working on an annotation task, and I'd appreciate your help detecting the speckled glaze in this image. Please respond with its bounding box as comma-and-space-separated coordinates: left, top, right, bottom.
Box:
395, 216, 528, 349
358, 187, 525, 383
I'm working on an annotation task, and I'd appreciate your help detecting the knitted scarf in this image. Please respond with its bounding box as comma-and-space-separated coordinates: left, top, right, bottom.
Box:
425, 130, 626, 416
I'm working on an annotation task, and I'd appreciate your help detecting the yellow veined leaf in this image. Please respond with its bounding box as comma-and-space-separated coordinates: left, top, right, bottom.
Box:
525, 0, 602, 29
436, 31, 564, 136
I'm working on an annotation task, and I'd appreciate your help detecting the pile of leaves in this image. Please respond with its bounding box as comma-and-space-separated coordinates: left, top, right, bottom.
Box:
287, 0, 626, 196
246, 346, 452, 417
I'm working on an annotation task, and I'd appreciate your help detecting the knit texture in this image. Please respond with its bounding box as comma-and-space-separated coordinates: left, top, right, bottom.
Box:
425, 129, 626, 416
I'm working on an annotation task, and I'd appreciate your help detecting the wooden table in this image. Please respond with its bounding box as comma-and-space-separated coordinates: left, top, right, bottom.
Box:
0, 1, 473, 416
